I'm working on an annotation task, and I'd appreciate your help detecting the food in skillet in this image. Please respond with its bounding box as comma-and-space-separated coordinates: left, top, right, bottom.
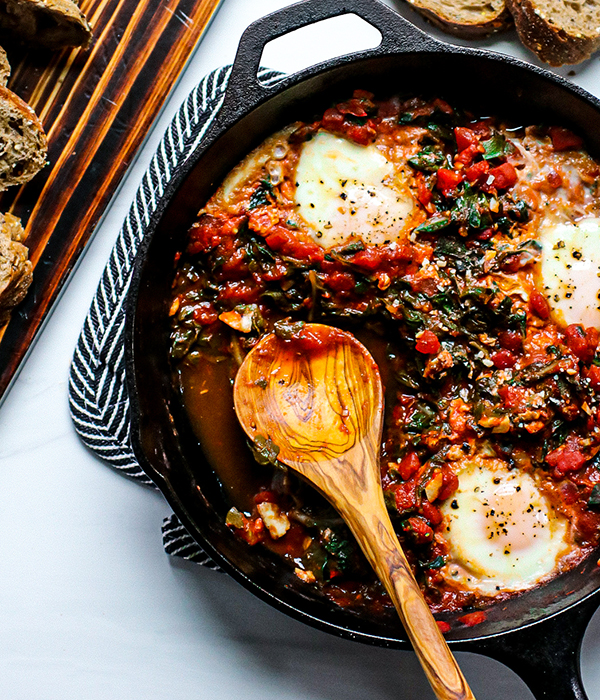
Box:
169, 90, 600, 619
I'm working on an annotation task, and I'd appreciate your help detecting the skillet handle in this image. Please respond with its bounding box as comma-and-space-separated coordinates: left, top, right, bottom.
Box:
454, 591, 600, 700
225, 0, 442, 109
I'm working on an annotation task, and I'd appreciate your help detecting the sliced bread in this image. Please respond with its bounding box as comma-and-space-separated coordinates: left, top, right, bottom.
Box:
404, 0, 512, 38
0, 0, 92, 50
0, 212, 31, 326
0, 46, 10, 87
506, 0, 600, 65
0, 84, 47, 189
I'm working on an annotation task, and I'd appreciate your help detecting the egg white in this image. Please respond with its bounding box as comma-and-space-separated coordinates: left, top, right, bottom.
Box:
294, 131, 416, 248
538, 217, 600, 329
440, 458, 571, 595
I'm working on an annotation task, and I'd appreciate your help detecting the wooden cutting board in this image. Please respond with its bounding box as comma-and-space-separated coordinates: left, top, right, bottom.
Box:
0, 0, 223, 402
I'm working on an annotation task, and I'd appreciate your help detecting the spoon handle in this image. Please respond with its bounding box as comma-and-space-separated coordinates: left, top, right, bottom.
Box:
332, 456, 476, 700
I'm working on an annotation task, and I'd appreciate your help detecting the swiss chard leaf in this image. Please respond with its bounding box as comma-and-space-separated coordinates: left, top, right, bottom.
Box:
482, 133, 510, 160
248, 178, 275, 210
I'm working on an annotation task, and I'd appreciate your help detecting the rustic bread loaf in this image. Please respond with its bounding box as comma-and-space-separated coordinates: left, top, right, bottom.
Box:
0, 212, 31, 326
507, 0, 600, 66
0, 0, 92, 50
404, 0, 512, 38
0, 83, 47, 190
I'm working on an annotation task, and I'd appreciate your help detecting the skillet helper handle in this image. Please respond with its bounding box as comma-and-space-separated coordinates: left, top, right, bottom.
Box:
337, 494, 476, 700
225, 0, 441, 108
458, 592, 600, 700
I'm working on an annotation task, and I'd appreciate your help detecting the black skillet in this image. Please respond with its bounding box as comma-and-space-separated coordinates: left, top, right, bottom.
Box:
125, 1, 600, 697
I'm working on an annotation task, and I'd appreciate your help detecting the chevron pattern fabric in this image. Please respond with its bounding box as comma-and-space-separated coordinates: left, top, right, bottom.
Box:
68, 66, 284, 566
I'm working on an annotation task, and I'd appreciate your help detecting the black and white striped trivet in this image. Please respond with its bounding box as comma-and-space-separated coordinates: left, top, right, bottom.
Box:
69, 66, 284, 568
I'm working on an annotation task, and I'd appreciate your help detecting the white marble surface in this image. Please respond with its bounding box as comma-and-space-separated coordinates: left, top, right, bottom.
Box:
2, 1, 600, 698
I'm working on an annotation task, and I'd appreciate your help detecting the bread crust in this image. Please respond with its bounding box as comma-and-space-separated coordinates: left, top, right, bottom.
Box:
0, 0, 92, 50
507, 0, 600, 66
0, 83, 45, 132
0, 212, 32, 326
405, 0, 513, 39
0, 83, 47, 189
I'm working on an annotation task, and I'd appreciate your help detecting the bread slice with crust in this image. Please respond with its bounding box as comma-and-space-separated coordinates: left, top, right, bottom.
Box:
0, 212, 31, 326
506, 0, 600, 65
404, 0, 512, 38
0, 83, 47, 189
0, 46, 10, 87
0, 0, 92, 50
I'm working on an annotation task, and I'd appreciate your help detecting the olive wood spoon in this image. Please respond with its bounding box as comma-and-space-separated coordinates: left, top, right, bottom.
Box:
233, 323, 475, 700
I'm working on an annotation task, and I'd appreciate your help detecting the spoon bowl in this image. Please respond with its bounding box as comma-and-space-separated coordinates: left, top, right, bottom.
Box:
234, 323, 475, 700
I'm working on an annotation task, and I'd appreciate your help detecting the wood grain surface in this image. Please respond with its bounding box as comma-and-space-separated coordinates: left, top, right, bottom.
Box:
0, 0, 223, 402
234, 325, 476, 700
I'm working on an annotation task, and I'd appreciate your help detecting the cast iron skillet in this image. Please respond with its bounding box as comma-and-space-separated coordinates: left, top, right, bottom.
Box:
125, 1, 600, 697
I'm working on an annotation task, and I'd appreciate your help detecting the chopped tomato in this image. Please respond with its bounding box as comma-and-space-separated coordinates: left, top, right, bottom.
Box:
546, 442, 587, 476
454, 126, 480, 152
322, 107, 344, 129
397, 451, 421, 480
499, 385, 527, 410
587, 364, 600, 391
192, 302, 218, 326
416, 330, 441, 354
187, 214, 225, 254
402, 516, 434, 544
488, 162, 518, 190
454, 144, 480, 168
436, 168, 463, 194
458, 611, 487, 627
470, 120, 492, 138
264, 225, 324, 263
351, 246, 386, 271
548, 126, 583, 151
393, 480, 419, 514
325, 271, 355, 292
346, 120, 377, 145
498, 329, 523, 353
464, 160, 489, 185
218, 281, 262, 304
415, 172, 433, 207
436, 620, 451, 634
565, 324, 598, 363
438, 470, 459, 501
530, 290, 550, 320
491, 349, 517, 369
421, 500, 443, 527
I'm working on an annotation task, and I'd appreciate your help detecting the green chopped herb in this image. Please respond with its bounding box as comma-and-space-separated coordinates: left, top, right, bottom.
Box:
482, 133, 510, 160
414, 215, 451, 234
409, 146, 445, 172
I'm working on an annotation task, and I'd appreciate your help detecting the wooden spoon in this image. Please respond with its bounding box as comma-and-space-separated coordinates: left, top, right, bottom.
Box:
233, 323, 475, 700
